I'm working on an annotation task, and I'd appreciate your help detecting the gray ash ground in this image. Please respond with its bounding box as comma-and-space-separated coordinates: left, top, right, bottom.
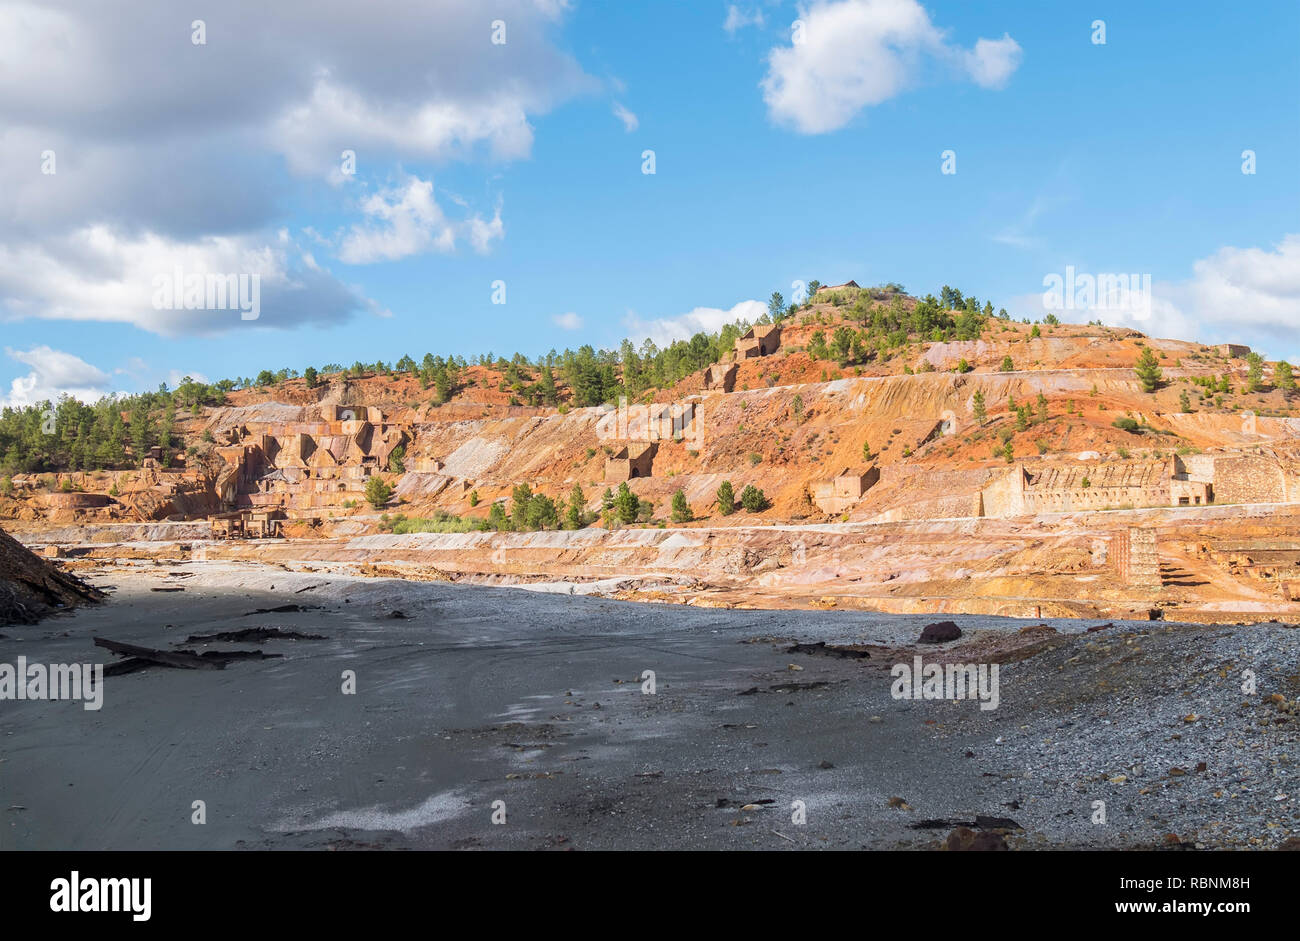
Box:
1, 563, 1295, 850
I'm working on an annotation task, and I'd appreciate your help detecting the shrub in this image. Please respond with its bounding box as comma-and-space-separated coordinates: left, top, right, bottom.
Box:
739, 484, 769, 512
1112, 417, 1140, 433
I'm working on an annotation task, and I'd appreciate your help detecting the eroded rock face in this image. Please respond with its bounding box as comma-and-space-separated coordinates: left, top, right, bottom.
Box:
0, 525, 103, 625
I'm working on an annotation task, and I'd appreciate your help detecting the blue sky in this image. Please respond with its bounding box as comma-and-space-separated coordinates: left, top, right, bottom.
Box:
1, 0, 1297, 405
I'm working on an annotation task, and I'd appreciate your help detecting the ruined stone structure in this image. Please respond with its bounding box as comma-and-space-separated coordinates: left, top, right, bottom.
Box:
215, 405, 407, 515
705, 361, 738, 393
1113, 528, 1161, 589
734, 324, 782, 360
811, 466, 879, 514
815, 280, 859, 295
1217, 343, 1251, 358
981, 461, 1173, 517
604, 442, 657, 482
211, 507, 284, 539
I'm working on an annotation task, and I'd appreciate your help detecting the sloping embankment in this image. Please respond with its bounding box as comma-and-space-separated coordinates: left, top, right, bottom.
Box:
0, 525, 104, 624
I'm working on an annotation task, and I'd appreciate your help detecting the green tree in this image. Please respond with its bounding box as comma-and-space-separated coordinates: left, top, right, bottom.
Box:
387, 444, 405, 473
768, 291, 786, 322
1134, 346, 1162, 393
510, 483, 534, 529
1179, 390, 1192, 413
1276, 360, 1295, 392
1246, 352, 1264, 392
565, 484, 585, 529
364, 476, 393, 509
671, 488, 693, 523
1000, 355, 1014, 372
1035, 393, 1048, 425
739, 484, 768, 512
716, 480, 735, 516
614, 481, 638, 524
469, 489, 480, 507
972, 389, 987, 424
303, 366, 319, 387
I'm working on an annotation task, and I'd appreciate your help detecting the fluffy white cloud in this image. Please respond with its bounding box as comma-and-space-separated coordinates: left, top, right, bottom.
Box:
623, 300, 767, 346
1, 346, 113, 407
724, 5, 766, 33
1022, 235, 1300, 361
0, 0, 590, 333
338, 176, 503, 264
612, 102, 640, 132
760, 0, 1021, 134
963, 34, 1023, 89
0, 225, 371, 336
553, 312, 583, 330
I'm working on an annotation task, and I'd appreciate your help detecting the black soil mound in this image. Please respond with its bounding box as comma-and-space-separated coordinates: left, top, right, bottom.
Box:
0, 526, 103, 625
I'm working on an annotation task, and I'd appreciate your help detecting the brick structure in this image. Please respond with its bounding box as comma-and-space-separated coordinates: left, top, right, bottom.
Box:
1113, 528, 1161, 589
1217, 343, 1250, 358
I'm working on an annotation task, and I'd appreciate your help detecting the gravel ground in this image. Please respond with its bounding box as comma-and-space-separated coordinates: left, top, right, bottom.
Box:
1, 562, 1294, 850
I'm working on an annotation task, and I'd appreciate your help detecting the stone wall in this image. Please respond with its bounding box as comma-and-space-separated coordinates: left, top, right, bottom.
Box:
1113, 528, 1161, 589
1210, 455, 1286, 504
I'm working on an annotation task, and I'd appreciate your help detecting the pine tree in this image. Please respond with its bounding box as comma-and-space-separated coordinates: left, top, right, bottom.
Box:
615, 482, 638, 523
1276, 360, 1294, 392
972, 389, 987, 424
671, 489, 692, 523
1134, 346, 1162, 393
716, 480, 735, 516
566, 484, 585, 529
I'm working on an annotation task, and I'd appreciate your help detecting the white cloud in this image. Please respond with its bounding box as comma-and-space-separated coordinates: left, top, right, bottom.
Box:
0, 225, 371, 336
0, 0, 590, 334
1, 346, 112, 407
724, 5, 766, 33
338, 176, 502, 264
553, 312, 583, 329
964, 34, 1022, 89
623, 299, 767, 346
612, 102, 639, 132
1021, 235, 1300, 361
760, 0, 1022, 134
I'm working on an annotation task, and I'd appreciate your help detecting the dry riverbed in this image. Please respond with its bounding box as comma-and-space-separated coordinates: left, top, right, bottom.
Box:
1, 562, 1296, 850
